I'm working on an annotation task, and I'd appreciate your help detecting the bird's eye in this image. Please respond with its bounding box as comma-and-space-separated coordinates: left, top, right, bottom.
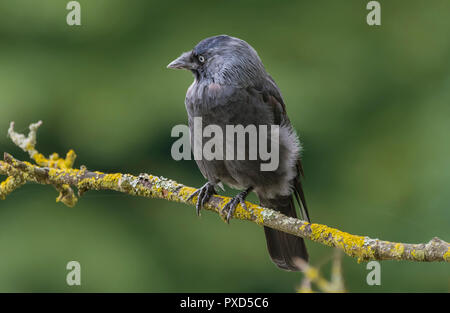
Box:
198, 55, 205, 63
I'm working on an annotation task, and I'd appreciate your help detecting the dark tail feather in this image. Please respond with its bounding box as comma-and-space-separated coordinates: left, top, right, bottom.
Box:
260, 195, 308, 271
293, 175, 310, 222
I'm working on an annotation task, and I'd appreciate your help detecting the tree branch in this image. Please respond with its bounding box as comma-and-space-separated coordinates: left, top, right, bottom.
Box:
1, 121, 449, 263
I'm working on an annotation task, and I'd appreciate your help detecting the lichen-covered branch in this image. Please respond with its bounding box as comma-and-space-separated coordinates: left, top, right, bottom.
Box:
1, 121, 449, 263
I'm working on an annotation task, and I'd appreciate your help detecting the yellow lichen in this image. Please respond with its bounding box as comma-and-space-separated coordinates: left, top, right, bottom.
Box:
411, 249, 425, 261
55, 183, 77, 207
25, 142, 34, 151
64, 150, 77, 168
0, 176, 15, 199
308, 223, 375, 261
305, 267, 319, 280
31, 149, 77, 170
299, 222, 310, 232
444, 249, 450, 262
392, 243, 405, 258
32, 153, 48, 167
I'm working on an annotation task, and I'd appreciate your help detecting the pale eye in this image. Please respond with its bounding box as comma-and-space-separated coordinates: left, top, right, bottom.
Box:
198, 55, 205, 63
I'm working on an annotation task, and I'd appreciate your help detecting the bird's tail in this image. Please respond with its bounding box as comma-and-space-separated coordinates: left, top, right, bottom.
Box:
259, 194, 308, 271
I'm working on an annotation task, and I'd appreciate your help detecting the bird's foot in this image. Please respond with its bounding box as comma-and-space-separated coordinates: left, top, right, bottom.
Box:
187, 182, 216, 216
221, 187, 253, 224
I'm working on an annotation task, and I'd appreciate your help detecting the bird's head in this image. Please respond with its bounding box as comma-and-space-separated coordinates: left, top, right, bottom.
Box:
167, 35, 266, 86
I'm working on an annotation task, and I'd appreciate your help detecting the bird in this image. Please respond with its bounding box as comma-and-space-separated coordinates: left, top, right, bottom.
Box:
167, 35, 310, 271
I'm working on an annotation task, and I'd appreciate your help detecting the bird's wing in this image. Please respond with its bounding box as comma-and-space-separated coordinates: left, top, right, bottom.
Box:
262, 76, 310, 222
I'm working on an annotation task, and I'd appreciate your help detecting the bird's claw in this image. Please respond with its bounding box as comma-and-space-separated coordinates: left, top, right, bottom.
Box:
187, 182, 216, 216
221, 187, 252, 224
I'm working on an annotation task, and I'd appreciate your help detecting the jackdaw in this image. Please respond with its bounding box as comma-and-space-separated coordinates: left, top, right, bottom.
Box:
167, 35, 310, 270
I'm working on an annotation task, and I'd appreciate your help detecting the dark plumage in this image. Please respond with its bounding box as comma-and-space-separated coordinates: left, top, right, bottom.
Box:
168, 35, 310, 271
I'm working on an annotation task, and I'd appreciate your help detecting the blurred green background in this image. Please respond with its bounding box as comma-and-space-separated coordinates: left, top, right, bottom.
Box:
0, 0, 449, 292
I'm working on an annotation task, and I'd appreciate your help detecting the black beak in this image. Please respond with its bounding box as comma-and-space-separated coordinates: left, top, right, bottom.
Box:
167, 51, 196, 70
